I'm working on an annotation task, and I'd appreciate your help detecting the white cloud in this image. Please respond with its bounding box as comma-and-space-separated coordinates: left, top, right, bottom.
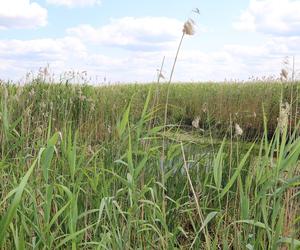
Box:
47, 0, 101, 7
0, 37, 292, 83
0, 0, 47, 29
67, 17, 188, 51
234, 0, 300, 36
0, 37, 87, 80
1, 23, 299, 83
0, 37, 86, 60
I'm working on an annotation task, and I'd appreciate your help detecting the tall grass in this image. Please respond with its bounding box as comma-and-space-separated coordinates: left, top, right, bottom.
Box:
0, 81, 300, 141
0, 82, 299, 249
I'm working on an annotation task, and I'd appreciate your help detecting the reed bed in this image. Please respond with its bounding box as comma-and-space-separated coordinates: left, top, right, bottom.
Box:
0, 82, 300, 249
0, 81, 299, 140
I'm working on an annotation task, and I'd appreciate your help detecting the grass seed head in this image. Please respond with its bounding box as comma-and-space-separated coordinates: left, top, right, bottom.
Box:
29, 89, 35, 97
107, 125, 112, 134
90, 103, 95, 111
280, 68, 288, 81
235, 123, 243, 136
36, 127, 43, 135
40, 102, 46, 109
192, 116, 200, 128
183, 18, 196, 35
278, 102, 290, 133
202, 103, 208, 113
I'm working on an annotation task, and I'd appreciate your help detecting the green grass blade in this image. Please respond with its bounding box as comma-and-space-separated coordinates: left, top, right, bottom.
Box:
0, 158, 38, 246
220, 143, 255, 198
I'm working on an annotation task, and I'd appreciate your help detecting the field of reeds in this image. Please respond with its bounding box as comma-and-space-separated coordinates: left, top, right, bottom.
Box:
0, 81, 300, 249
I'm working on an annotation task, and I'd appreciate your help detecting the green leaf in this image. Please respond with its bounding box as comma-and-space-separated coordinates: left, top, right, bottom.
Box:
233, 220, 272, 232
213, 138, 226, 190
220, 143, 255, 198
0, 158, 38, 246
191, 211, 218, 248
136, 89, 152, 140
56, 223, 96, 248
41, 132, 59, 183
117, 104, 131, 137
277, 237, 300, 247
200, 211, 218, 232
134, 155, 148, 179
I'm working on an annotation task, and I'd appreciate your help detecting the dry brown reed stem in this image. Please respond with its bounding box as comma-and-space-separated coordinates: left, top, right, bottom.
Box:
151, 56, 165, 117
160, 20, 196, 245
225, 114, 234, 225
143, 61, 167, 247
162, 18, 196, 167
161, 20, 195, 241
162, 31, 185, 162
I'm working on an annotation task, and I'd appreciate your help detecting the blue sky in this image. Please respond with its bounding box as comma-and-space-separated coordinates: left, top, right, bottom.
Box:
1, 0, 300, 83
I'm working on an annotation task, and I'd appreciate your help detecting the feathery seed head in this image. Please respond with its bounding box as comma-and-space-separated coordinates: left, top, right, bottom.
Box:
29, 89, 35, 97
280, 69, 288, 80
90, 103, 95, 111
278, 102, 290, 133
40, 102, 46, 109
202, 103, 208, 113
235, 123, 243, 136
192, 116, 200, 128
183, 18, 196, 35
107, 125, 112, 134
36, 127, 43, 135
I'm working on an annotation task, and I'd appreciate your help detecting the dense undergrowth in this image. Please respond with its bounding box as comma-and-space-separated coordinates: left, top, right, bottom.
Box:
0, 82, 300, 249
0, 81, 300, 141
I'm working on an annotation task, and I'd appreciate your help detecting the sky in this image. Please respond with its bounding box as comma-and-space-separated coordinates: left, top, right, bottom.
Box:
0, 0, 300, 83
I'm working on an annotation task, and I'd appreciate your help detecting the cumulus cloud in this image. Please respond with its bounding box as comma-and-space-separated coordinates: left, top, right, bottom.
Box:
233, 0, 300, 36
1, 14, 299, 83
0, 37, 291, 83
67, 17, 189, 51
0, 37, 86, 60
0, 37, 88, 80
47, 0, 101, 7
0, 0, 47, 29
